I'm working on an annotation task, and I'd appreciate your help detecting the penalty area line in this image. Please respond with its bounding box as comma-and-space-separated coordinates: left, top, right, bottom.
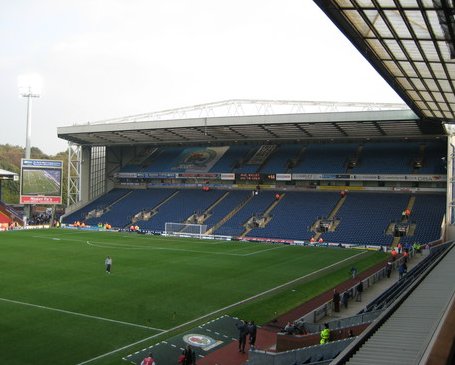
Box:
0, 297, 165, 332
242, 245, 285, 256
76, 250, 368, 365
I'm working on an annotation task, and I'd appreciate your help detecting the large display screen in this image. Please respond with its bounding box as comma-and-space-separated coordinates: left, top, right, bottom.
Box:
20, 159, 63, 204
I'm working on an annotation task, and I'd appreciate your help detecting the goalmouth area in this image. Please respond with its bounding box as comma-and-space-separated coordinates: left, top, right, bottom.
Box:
0, 228, 386, 365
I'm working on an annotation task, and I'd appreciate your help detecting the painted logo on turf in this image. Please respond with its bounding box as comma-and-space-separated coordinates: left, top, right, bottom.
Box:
183, 334, 216, 348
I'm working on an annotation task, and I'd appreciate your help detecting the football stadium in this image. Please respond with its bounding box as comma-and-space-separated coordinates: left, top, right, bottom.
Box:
1, 1, 455, 365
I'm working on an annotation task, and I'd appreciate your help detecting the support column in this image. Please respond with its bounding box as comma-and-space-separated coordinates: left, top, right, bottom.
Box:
80, 146, 92, 203
445, 126, 455, 241
67, 143, 81, 207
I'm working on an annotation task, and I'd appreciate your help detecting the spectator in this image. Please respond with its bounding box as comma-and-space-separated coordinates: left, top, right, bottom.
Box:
182, 345, 196, 365
342, 291, 350, 309
248, 321, 257, 350
350, 267, 357, 278
320, 323, 330, 344
333, 289, 341, 312
177, 351, 185, 364
356, 281, 363, 302
386, 261, 393, 278
284, 321, 296, 335
235, 320, 248, 353
403, 250, 409, 263
391, 248, 398, 261
398, 262, 407, 279
140, 353, 155, 365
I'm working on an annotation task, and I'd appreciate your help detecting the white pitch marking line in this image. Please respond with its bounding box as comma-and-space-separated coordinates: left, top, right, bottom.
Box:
243, 245, 285, 256
85, 240, 275, 257
33, 234, 283, 257
76, 250, 368, 365
32, 235, 249, 256
0, 297, 165, 332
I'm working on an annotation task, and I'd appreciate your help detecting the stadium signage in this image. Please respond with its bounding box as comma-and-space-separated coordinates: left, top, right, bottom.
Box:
177, 172, 221, 179
276, 173, 292, 181
116, 171, 445, 183
237, 173, 276, 181
20, 159, 63, 205
21, 196, 61, 204
221, 173, 235, 180
292, 173, 446, 182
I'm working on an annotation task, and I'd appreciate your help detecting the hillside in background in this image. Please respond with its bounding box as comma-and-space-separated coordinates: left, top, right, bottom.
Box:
0, 144, 67, 205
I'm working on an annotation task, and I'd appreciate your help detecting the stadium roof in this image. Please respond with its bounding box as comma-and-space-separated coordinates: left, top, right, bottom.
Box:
315, 0, 455, 122
57, 107, 444, 147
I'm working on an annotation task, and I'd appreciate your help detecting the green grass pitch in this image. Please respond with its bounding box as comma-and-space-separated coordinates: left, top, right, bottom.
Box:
0, 229, 386, 365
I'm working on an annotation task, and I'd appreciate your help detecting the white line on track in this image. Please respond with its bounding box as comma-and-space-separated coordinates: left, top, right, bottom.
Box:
0, 297, 165, 332
76, 250, 368, 365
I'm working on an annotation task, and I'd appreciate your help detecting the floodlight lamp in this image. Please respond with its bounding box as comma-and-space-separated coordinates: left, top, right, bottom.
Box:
18, 73, 43, 97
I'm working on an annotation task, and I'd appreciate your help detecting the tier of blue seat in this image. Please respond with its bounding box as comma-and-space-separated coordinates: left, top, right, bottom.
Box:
248, 191, 339, 240
322, 193, 410, 245
136, 189, 226, 231
203, 190, 251, 228
291, 144, 357, 173
352, 142, 419, 174
399, 194, 446, 245
209, 145, 255, 173
260, 144, 302, 173
84, 189, 176, 228
119, 142, 445, 175
418, 142, 446, 174
214, 191, 277, 236
64, 189, 445, 245
63, 189, 130, 223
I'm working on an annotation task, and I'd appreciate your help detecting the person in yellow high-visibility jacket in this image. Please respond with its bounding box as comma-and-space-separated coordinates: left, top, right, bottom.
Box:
320, 323, 330, 344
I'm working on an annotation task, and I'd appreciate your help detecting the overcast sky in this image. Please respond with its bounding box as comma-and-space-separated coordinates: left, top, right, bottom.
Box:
0, 0, 403, 155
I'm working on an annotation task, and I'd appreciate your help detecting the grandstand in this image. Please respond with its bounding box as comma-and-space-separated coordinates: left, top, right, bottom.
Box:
51, 1, 455, 364
59, 140, 446, 247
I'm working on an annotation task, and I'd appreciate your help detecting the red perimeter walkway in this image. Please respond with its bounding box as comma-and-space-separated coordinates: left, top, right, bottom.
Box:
198, 259, 390, 365
197, 328, 276, 365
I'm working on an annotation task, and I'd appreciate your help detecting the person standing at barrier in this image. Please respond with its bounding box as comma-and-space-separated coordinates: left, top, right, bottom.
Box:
403, 250, 409, 263
386, 261, 392, 278
356, 281, 363, 302
182, 345, 196, 365
320, 323, 330, 344
398, 262, 407, 279
391, 248, 398, 261
236, 320, 248, 353
342, 291, 350, 309
248, 320, 257, 350
333, 289, 341, 312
